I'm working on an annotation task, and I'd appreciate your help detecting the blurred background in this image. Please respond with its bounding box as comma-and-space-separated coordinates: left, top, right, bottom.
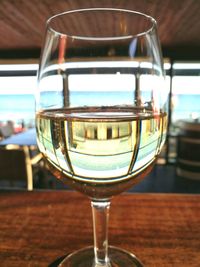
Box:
0, 0, 200, 192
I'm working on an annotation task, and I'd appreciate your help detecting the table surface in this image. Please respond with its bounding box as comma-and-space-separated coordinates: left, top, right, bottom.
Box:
0, 128, 37, 146
0, 190, 200, 267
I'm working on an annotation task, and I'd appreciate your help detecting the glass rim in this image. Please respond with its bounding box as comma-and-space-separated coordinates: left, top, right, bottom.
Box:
46, 7, 157, 41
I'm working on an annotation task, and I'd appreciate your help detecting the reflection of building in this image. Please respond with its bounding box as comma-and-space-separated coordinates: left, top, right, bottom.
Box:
73, 122, 131, 141
70, 121, 133, 155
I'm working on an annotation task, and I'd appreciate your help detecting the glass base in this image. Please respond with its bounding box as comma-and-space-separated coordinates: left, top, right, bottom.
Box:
59, 246, 144, 267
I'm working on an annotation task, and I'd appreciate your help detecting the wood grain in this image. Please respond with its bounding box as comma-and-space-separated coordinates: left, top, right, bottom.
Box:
0, 0, 200, 51
0, 190, 200, 266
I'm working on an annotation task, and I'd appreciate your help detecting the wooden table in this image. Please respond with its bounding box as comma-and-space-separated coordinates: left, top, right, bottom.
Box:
0, 190, 200, 267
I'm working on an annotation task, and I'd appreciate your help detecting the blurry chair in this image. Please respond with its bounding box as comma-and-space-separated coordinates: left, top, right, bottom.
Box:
0, 121, 15, 139
176, 120, 200, 180
0, 145, 43, 190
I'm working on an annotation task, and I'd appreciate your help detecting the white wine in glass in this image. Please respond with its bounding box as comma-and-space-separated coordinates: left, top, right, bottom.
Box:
36, 8, 168, 267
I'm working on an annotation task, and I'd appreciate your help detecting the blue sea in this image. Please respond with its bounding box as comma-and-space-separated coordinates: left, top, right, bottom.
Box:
172, 94, 200, 122
0, 93, 199, 126
0, 94, 35, 126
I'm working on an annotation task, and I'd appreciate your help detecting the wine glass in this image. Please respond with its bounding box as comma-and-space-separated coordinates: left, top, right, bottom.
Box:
36, 8, 167, 267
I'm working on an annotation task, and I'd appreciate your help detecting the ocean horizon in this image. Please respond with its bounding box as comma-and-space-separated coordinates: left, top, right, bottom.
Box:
0, 93, 199, 126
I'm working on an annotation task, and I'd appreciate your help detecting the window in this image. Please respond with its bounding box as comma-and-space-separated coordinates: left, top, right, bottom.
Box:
0, 63, 38, 130
167, 62, 200, 163
171, 62, 200, 126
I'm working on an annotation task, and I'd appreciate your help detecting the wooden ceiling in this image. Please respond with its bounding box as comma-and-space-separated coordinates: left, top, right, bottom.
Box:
0, 0, 200, 60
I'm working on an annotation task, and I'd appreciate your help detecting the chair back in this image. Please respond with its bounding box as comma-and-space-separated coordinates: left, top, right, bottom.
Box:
0, 146, 33, 190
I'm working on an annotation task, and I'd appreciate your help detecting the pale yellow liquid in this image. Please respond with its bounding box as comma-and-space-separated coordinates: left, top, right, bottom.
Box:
36, 107, 167, 198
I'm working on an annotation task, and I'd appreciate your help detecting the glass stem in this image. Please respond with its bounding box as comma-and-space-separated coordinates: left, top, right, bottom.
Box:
91, 199, 111, 267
